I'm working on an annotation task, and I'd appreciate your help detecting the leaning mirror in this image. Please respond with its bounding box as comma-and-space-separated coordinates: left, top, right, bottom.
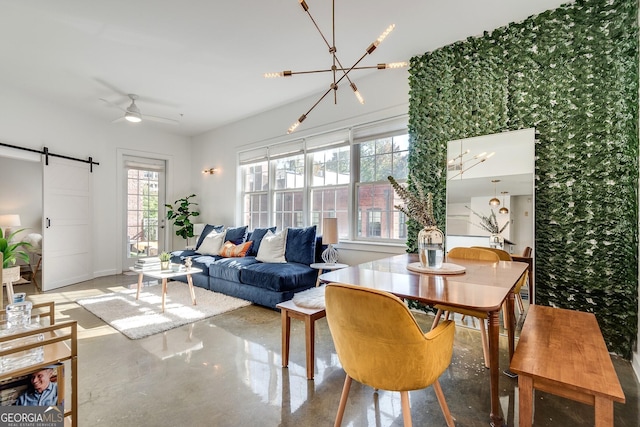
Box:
446, 128, 535, 258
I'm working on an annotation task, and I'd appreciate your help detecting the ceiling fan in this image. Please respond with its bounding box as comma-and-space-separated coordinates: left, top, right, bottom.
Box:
100, 94, 179, 125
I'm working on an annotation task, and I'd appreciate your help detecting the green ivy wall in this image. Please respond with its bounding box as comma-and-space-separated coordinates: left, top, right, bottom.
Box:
408, 0, 639, 357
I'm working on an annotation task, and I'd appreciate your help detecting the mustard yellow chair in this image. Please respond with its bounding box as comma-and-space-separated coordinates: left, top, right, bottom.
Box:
325, 283, 456, 427
432, 247, 500, 368
472, 246, 529, 319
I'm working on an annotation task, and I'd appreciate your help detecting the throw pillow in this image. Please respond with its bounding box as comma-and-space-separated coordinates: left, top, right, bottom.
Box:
197, 229, 227, 256
219, 241, 253, 258
285, 225, 317, 265
195, 224, 224, 250
248, 226, 277, 256
256, 229, 288, 263
224, 226, 249, 245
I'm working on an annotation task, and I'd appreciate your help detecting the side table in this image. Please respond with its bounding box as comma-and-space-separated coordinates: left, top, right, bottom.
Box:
276, 298, 326, 380
310, 262, 348, 287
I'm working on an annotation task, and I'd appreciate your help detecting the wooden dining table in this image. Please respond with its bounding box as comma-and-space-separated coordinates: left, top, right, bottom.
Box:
319, 253, 528, 427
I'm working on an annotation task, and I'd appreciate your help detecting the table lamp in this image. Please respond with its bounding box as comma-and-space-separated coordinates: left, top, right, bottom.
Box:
0, 214, 21, 240
321, 217, 339, 264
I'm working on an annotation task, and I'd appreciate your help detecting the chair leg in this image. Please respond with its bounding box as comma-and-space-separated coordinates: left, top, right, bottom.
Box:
478, 318, 490, 369
502, 302, 508, 329
433, 379, 455, 427
516, 293, 525, 314
431, 309, 444, 330
334, 375, 352, 427
400, 391, 413, 427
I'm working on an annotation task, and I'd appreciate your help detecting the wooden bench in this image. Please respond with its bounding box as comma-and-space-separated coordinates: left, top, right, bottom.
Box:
510, 305, 625, 427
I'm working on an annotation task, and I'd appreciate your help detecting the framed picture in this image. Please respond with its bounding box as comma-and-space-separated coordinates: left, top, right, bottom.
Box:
0, 363, 64, 407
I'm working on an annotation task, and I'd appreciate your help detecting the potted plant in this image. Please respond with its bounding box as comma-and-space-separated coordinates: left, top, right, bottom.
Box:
159, 252, 171, 270
0, 228, 32, 284
165, 194, 201, 243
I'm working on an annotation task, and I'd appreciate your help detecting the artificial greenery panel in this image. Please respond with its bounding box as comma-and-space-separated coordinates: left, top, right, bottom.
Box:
408, 0, 638, 357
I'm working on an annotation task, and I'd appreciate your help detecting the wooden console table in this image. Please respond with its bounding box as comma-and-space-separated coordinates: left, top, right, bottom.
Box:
0, 302, 78, 425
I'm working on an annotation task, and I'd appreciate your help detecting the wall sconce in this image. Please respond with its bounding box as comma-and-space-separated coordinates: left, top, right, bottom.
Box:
202, 168, 217, 175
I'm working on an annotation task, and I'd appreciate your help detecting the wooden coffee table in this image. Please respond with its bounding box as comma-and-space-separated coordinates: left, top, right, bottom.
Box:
129, 267, 202, 313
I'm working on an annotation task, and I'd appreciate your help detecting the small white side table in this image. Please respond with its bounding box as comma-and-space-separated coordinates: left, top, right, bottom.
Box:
310, 262, 348, 287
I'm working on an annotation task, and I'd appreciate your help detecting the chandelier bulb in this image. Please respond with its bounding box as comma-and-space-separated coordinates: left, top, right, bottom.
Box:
350, 83, 365, 104
377, 24, 395, 45
287, 114, 307, 134
264, 71, 292, 78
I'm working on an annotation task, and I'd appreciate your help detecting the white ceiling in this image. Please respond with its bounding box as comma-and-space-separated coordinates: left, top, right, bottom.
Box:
0, 0, 570, 137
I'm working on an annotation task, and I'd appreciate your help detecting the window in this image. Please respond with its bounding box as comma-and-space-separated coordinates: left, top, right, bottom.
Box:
238, 122, 408, 243
355, 134, 409, 240
309, 145, 350, 238
273, 154, 305, 229
241, 161, 269, 230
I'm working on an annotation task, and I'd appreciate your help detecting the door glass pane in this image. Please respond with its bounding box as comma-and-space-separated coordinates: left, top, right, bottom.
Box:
126, 168, 162, 258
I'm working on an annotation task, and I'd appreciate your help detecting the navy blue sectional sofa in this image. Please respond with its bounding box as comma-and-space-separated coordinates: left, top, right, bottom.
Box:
170, 225, 323, 309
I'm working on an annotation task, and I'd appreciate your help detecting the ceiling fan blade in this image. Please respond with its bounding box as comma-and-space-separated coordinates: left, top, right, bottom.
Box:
111, 116, 126, 123
143, 114, 180, 125
99, 98, 126, 112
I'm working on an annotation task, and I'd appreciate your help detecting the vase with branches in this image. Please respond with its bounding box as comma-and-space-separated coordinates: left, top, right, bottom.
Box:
466, 206, 509, 234
388, 175, 444, 269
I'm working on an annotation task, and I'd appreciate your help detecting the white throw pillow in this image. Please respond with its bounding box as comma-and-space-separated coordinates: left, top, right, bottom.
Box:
197, 230, 227, 256
256, 229, 288, 263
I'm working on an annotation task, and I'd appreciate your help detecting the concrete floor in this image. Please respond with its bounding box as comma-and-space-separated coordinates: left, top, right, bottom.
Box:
11, 274, 640, 426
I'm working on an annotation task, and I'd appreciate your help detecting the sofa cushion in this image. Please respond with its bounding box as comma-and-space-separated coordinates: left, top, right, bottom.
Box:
198, 229, 227, 255
189, 254, 222, 273
248, 226, 277, 256
224, 226, 248, 245
195, 224, 224, 250
219, 241, 253, 258
209, 256, 260, 282
256, 230, 288, 263
240, 262, 317, 292
285, 225, 317, 265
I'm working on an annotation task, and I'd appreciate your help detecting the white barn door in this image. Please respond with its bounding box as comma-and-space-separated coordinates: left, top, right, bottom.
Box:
42, 156, 92, 290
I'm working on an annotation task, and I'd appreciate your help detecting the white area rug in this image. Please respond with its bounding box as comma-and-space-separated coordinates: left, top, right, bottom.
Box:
77, 283, 251, 339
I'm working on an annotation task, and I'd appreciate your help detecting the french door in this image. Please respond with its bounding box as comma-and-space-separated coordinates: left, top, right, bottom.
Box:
122, 156, 166, 269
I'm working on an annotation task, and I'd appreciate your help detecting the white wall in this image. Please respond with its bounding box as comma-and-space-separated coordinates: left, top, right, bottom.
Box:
0, 86, 193, 279
191, 70, 410, 264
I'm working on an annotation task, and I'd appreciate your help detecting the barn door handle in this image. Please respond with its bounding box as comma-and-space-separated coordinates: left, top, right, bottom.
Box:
46, 218, 51, 228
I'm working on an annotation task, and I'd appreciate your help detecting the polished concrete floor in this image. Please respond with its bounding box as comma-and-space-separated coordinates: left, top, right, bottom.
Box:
11, 274, 640, 426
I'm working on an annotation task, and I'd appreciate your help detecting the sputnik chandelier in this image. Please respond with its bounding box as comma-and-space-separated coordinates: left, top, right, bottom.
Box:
264, 0, 408, 134
447, 149, 495, 180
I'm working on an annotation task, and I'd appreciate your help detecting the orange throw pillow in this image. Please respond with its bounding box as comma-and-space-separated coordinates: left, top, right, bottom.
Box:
219, 240, 252, 258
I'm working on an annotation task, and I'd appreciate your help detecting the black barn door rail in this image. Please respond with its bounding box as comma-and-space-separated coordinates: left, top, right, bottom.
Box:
0, 141, 100, 172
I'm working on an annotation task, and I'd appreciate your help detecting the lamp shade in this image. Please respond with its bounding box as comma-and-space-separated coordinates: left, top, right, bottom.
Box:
0, 214, 21, 227
322, 218, 338, 245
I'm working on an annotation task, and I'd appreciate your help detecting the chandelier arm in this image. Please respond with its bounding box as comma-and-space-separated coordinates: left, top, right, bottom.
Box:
301, 3, 333, 52
278, 64, 407, 76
